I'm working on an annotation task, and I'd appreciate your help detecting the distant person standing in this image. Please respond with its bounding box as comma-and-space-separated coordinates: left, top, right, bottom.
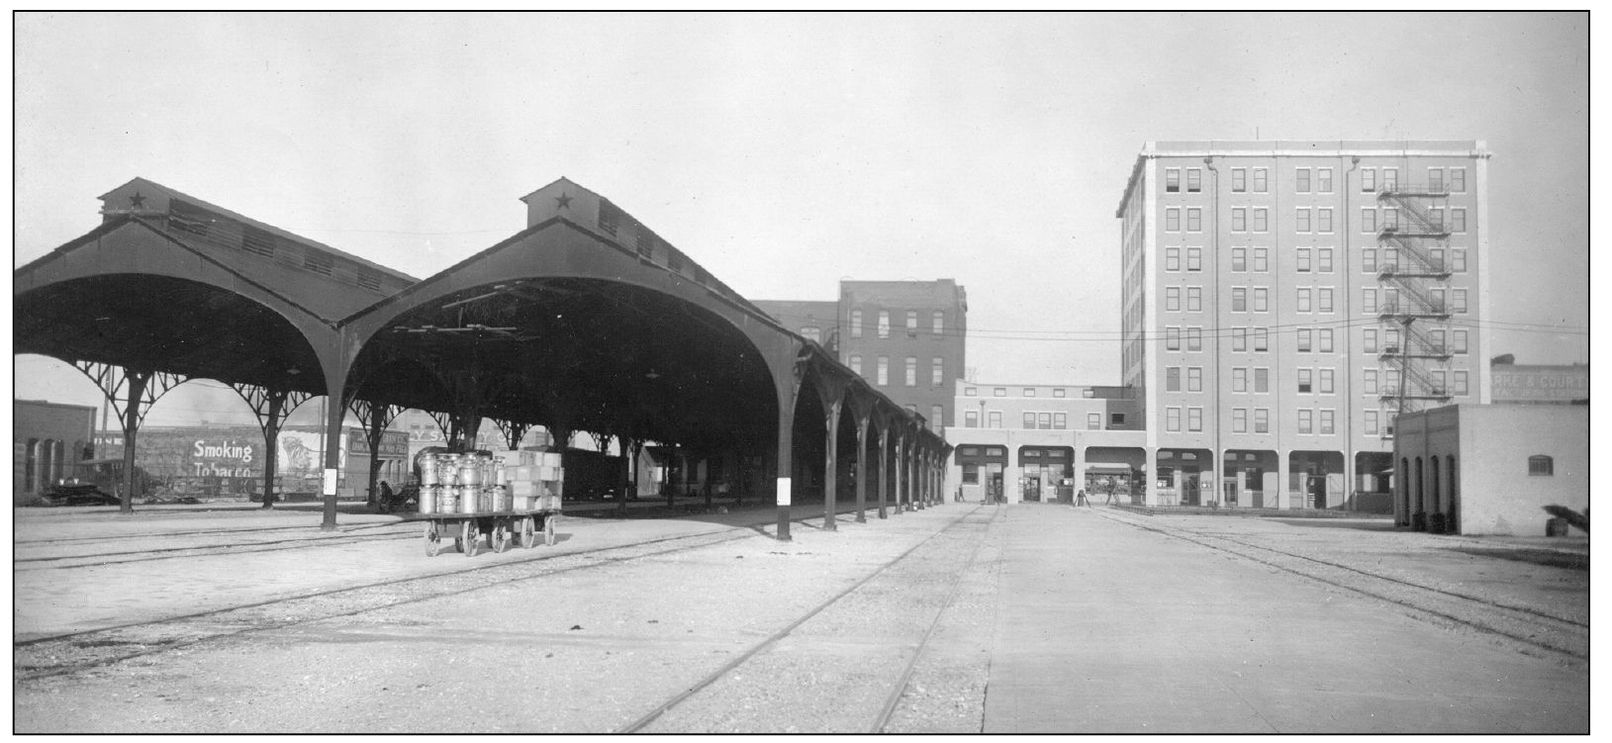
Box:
1075, 488, 1090, 507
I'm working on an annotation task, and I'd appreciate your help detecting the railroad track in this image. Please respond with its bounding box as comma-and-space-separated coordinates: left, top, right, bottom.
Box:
13, 524, 418, 570
618, 505, 1000, 734
14, 524, 765, 679
1099, 510, 1588, 660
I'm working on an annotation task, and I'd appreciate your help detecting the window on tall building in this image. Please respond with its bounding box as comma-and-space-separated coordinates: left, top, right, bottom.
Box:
1296, 208, 1311, 233
1187, 366, 1202, 392
1232, 367, 1247, 392
1298, 368, 1313, 392
1187, 286, 1202, 312
1038, 412, 1053, 429
931, 358, 944, 386
1320, 409, 1335, 435
1453, 330, 1469, 354
1253, 168, 1268, 192
989, 411, 1002, 428
1298, 329, 1313, 352
933, 310, 944, 336
1528, 455, 1555, 476
1232, 168, 1246, 192
1187, 327, 1202, 351
1319, 288, 1334, 314
1296, 168, 1312, 193
1451, 167, 1466, 193
1024, 387, 1036, 397
1053, 388, 1066, 398
1232, 247, 1247, 272
1362, 287, 1378, 314
1186, 247, 1202, 271
1166, 208, 1181, 231
1452, 209, 1467, 233
1430, 329, 1447, 355
1428, 168, 1444, 192
1054, 412, 1067, 429
1383, 207, 1399, 230
1087, 413, 1101, 430
1165, 246, 1181, 271
1298, 409, 1313, 434
1253, 208, 1268, 232
1255, 367, 1270, 392
964, 409, 979, 428
932, 405, 944, 431
1166, 407, 1181, 432
878, 311, 890, 338
1320, 328, 1334, 352
1430, 207, 1445, 230
1187, 168, 1202, 193
906, 310, 918, 336
1362, 208, 1377, 233
850, 354, 862, 375
1254, 327, 1269, 352
1383, 167, 1398, 191
1364, 328, 1378, 353
1166, 327, 1180, 350
994, 387, 1006, 397
1364, 369, 1378, 394
1253, 247, 1269, 272
1254, 287, 1269, 312
1384, 247, 1399, 272
1452, 249, 1468, 273
1254, 408, 1269, 433
1386, 326, 1401, 351
1320, 368, 1335, 394
1297, 248, 1312, 272
1166, 168, 1180, 192
905, 357, 917, 386
1364, 410, 1379, 435
1318, 248, 1334, 273
1454, 371, 1470, 396
1232, 208, 1246, 232
1453, 289, 1468, 313
1232, 287, 1247, 312
1187, 407, 1203, 432
1023, 412, 1036, 429
1363, 248, 1378, 274
1233, 408, 1248, 433
850, 309, 863, 338
1230, 327, 1246, 352
1166, 286, 1181, 312
877, 356, 889, 385
1362, 168, 1377, 192
1318, 208, 1333, 233
1318, 168, 1334, 193
1187, 208, 1202, 232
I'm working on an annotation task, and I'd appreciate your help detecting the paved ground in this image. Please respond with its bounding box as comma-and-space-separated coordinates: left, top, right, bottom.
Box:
11, 500, 1590, 733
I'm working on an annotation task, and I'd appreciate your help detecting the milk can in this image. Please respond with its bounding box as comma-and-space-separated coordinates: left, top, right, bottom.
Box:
418, 484, 438, 515
459, 483, 479, 514
437, 483, 458, 513
418, 455, 441, 487
458, 456, 483, 488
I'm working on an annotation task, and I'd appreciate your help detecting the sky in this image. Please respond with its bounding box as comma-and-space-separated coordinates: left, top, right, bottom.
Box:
11, 11, 1593, 428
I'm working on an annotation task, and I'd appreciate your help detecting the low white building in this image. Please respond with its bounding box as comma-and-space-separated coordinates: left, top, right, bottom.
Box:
946, 380, 1146, 504
1392, 404, 1588, 536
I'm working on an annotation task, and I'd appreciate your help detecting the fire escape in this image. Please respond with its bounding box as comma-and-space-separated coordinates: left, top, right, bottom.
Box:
1377, 178, 1452, 429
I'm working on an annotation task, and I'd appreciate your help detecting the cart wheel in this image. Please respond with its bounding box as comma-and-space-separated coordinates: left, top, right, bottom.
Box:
544, 514, 557, 546
492, 523, 510, 553
522, 516, 537, 549
425, 523, 441, 557
461, 520, 478, 557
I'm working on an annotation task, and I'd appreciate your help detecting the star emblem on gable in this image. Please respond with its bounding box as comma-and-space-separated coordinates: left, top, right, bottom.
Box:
555, 192, 572, 210
129, 191, 147, 208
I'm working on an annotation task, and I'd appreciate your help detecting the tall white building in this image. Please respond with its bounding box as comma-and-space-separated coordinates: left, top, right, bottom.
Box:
1115, 141, 1491, 509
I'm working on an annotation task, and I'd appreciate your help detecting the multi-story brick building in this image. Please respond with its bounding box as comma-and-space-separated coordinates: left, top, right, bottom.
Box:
1116, 140, 1492, 508
756, 279, 968, 432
